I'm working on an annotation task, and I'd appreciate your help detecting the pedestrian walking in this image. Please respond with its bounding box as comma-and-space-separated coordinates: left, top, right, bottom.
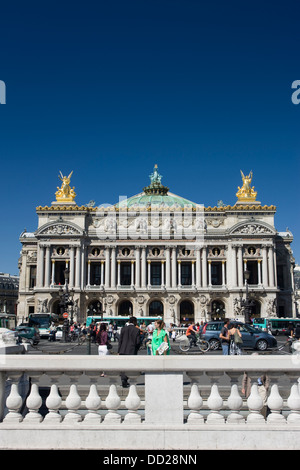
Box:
96, 323, 111, 377
48, 322, 56, 342
146, 322, 154, 355
229, 323, 243, 355
118, 316, 141, 387
96, 323, 110, 356
151, 319, 170, 355
219, 318, 230, 355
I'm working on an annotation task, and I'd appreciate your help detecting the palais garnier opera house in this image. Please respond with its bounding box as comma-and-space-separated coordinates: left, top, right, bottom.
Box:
17, 165, 295, 325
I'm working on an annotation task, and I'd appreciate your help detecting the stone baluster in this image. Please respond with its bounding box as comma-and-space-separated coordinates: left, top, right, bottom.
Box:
84, 384, 102, 423
246, 384, 265, 423
226, 371, 245, 424
64, 384, 83, 423
23, 371, 43, 423
4, 375, 23, 423
226, 384, 244, 424
267, 384, 286, 424
206, 384, 224, 423
23, 383, 43, 423
287, 383, 300, 424
187, 384, 204, 424
124, 385, 142, 423
44, 384, 62, 423
104, 384, 121, 423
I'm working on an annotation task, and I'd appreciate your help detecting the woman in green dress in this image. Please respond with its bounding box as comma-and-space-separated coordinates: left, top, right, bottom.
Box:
151, 320, 170, 355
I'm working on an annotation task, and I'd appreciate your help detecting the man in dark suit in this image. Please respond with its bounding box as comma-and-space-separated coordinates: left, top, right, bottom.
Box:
118, 316, 141, 387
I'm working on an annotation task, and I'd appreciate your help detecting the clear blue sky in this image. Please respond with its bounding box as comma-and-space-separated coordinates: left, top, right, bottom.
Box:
0, 0, 299, 275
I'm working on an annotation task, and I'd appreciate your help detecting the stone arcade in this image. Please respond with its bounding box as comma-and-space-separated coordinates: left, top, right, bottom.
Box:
17, 166, 295, 325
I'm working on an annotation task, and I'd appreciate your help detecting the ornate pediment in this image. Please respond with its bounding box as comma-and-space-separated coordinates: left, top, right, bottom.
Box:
229, 221, 276, 236
36, 222, 83, 237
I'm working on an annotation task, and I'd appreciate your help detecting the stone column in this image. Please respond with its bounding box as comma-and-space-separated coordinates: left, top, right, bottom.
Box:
141, 247, 147, 288
208, 260, 212, 287
75, 246, 81, 289
258, 259, 262, 285
69, 246, 75, 288
51, 259, 55, 287
165, 247, 171, 288
87, 260, 91, 287
117, 260, 121, 287
37, 244, 45, 288
171, 247, 177, 288
202, 247, 207, 287
45, 245, 51, 288
161, 260, 165, 287
196, 247, 201, 288
226, 244, 233, 288
101, 261, 104, 288
81, 245, 86, 290
192, 260, 195, 286
131, 260, 135, 287
111, 247, 116, 288
268, 246, 275, 287
178, 260, 182, 287
237, 245, 243, 287
262, 246, 268, 287
135, 247, 140, 288
105, 247, 110, 288
231, 245, 237, 288
147, 260, 151, 288
222, 260, 226, 287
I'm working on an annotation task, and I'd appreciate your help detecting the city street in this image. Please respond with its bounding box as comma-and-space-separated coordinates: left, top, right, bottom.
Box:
25, 334, 292, 356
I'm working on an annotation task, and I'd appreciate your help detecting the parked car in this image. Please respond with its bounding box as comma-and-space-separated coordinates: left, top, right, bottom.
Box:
202, 321, 277, 351
14, 325, 40, 345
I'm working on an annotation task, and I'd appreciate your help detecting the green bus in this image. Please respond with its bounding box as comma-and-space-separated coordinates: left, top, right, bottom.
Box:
28, 313, 59, 337
253, 317, 300, 336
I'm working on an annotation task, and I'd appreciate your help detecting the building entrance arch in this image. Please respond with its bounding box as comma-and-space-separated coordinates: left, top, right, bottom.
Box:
87, 301, 103, 316
51, 300, 61, 316
180, 300, 194, 324
118, 300, 133, 316
148, 300, 164, 317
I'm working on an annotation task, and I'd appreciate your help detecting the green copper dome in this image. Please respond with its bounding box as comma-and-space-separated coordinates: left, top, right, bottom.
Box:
115, 165, 197, 209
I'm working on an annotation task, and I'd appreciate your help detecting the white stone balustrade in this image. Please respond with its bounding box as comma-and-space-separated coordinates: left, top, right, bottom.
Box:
1, 355, 300, 450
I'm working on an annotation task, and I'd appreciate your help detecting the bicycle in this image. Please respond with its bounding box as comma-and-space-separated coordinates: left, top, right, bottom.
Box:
179, 334, 210, 353
277, 336, 300, 354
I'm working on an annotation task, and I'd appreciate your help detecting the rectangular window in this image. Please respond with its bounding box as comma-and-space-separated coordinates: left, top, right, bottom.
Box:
181, 262, 192, 285
151, 262, 161, 286
29, 266, 36, 289
120, 263, 131, 285
90, 263, 101, 285
246, 261, 258, 285
211, 262, 222, 285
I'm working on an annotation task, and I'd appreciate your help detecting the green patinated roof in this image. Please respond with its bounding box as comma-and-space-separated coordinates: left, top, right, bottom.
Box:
116, 191, 197, 209
115, 165, 197, 209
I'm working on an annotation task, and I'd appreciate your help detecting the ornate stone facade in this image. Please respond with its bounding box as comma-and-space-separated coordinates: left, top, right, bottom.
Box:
17, 167, 295, 325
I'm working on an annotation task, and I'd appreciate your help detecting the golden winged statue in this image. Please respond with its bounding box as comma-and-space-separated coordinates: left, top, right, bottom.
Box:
55, 171, 76, 202
236, 170, 257, 202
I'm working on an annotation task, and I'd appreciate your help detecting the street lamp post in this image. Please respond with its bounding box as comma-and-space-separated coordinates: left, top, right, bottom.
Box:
58, 267, 74, 342
240, 269, 256, 324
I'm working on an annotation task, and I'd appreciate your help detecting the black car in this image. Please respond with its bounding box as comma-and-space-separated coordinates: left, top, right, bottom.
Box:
202, 321, 277, 351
